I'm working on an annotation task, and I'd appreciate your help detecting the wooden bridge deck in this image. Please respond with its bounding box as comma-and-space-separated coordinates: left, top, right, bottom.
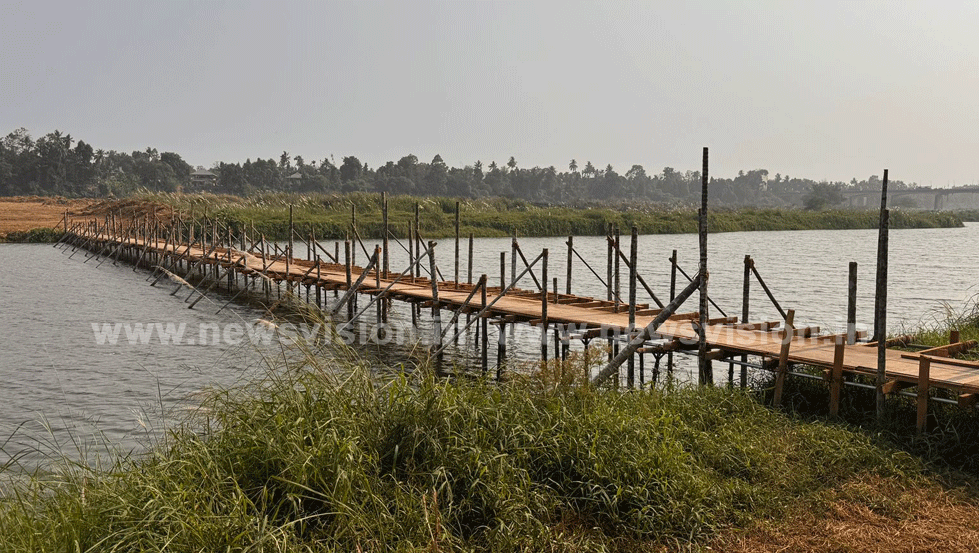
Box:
74, 231, 979, 401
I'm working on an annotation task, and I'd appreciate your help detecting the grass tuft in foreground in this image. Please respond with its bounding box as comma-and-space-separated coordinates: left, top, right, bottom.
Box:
0, 349, 924, 552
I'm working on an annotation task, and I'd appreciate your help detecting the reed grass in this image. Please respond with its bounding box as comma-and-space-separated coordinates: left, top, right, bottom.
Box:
138, 191, 964, 240
769, 295, 979, 477
0, 334, 925, 552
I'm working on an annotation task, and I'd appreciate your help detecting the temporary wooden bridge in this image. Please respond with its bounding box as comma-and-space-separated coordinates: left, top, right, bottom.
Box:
54, 157, 978, 432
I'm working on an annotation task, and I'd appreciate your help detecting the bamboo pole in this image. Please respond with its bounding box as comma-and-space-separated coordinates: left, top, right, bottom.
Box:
627, 226, 638, 387
541, 248, 549, 361
698, 146, 712, 386
429, 241, 443, 372
847, 262, 858, 344
917, 356, 931, 433
740, 255, 751, 387
480, 274, 488, 374
772, 309, 796, 407
829, 340, 845, 420
592, 274, 702, 387
875, 169, 889, 420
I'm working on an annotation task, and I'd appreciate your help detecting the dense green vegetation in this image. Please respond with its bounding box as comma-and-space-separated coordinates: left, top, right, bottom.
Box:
148, 192, 964, 240
774, 297, 979, 477
0, 350, 924, 552
2, 127, 925, 207
0, 227, 61, 243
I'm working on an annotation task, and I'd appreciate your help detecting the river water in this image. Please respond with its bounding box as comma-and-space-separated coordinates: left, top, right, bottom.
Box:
1, 224, 977, 466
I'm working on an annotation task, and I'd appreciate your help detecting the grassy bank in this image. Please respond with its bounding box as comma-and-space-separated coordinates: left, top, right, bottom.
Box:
0, 348, 937, 551
142, 192, 964, 240
772, 297, 979, 478
0, 227, 62, 243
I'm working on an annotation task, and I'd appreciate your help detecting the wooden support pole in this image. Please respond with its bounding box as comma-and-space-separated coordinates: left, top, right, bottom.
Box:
541, 248, 549, 362
480, 274, 488, 374
345, 240, 353, 318
375, 245, 382, 324
917, 356, 931, 434
607, 223, 614, 362
668, 249, 677, 373
500, 251, 506, 289
614, 225, 621, 314
698, 146, 713, 386
829, 340, 845, 420
627, 226, 638, 388
468, 232, 474, 285
511, 229, 517, 287
848, 261, 858, 344
772, 309, 796, 407
429, 241, 443, 372
740, 255, 751, 387
315, 255, 322, 307
875, 169, 889, 420
382, 192, 389, 277
566, 235, 573, 295
497, 320, 506, 380
592, 274, 702, 387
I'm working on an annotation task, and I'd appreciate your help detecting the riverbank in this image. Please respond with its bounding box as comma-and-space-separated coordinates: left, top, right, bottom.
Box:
0, 193, 964, 242
144, 192, 963, 240
2, 348, 978, 552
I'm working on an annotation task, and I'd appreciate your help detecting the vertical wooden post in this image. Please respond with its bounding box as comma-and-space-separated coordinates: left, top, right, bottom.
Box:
917, 356, 931, 434
829, 340, 845, 420
382, 192, 389, 277
614, 225, 621, 313
874, 169, 889, 420
375, 245, 382, 324
698, 146, 713, 386
344, 240, 353, 318
467, 232, 474, 285
627, 226, 638, 388
950, 329, 960, 345
429, 241, 443, 372
773, 309, 796, 407
848, 262, 858, 344
668, 249, 678, 373
500, 251, 506, 288
541, 248, 549, 362
454, 201, 460, 288
288, 204, 294, 262
315, 254, 322, 307
740, 255, 751, 387
510, 229, 517, 287
606, 223, 614, 362
480, 274, 488, 374
565, 235, 573, 295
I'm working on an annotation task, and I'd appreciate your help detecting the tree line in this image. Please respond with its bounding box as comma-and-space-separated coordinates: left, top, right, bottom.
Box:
1, 127, 918, 207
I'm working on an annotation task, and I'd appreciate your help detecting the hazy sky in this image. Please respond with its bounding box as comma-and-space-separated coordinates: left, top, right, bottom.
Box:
2, 1, 978, 186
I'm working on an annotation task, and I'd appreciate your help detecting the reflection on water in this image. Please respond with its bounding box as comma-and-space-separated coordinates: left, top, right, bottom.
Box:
1, 223, 977, 465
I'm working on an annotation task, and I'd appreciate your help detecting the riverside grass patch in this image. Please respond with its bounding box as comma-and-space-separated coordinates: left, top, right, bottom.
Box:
139, 191, 964, 240
0, 356, 921, 552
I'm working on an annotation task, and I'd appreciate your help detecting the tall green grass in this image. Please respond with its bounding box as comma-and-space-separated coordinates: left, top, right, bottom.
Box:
0, 346, 921, 551
769, 296, 979, 477
139, 191, 964, 240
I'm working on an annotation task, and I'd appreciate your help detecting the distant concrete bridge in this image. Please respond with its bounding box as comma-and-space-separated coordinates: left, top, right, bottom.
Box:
842, 185, 979, 210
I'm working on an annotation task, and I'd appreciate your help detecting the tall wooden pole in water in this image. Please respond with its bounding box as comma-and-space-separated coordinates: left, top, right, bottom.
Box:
698, 147, 713, 386
847, 262, 858, 344
875, 169, 889, 420
288, 204, 294, 262
627, 226, 638, 387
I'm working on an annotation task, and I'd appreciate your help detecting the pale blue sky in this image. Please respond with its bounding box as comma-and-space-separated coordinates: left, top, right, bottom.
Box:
2, 0, 977, 186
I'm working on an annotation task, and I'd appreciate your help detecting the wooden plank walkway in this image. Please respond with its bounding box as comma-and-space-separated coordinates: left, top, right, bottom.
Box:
64, 228, 979, 403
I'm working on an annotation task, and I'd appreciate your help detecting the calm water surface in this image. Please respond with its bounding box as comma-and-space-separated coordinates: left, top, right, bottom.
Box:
2, 224, 977, 465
